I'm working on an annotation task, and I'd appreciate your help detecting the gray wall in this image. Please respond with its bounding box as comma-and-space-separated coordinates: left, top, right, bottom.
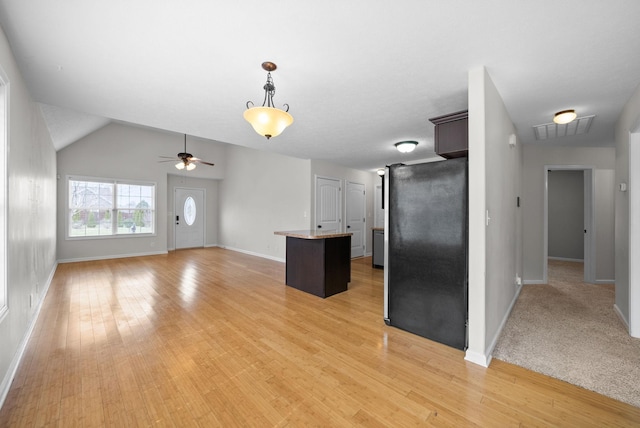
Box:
56, 123, 227, 261
522, 146, 615, 283
548, 170, 584, 260
467, 66, 523, 366
0, 26, 58, 404
218, 144, 311, 261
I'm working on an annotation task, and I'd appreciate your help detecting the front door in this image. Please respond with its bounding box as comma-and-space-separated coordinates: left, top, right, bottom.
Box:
315, 176, 342, 233
346, 181, 365, 258
175, 187, 205, 249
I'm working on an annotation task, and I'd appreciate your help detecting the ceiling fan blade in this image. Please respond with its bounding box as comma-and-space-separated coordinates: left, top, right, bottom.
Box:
158, 159, 179, 163
193, 159, 215, 166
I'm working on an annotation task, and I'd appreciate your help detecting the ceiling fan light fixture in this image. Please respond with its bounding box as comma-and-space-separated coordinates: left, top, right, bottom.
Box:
244, 62, 293, 139
395, 141, 418, 153
162, 134, 214, 171
553, 109, 577, 124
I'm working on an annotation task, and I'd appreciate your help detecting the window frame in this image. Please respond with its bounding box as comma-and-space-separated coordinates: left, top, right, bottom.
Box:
66, 175, 157, 240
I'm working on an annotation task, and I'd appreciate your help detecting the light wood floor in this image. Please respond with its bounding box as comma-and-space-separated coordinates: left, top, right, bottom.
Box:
1, 248, 639, 427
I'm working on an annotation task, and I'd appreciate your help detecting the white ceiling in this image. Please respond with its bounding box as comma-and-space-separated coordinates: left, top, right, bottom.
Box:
1, 1, 639, 172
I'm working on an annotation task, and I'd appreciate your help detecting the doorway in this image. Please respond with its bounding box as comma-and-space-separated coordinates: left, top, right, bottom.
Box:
175, 187, 205, 249
544, 166, 595, 283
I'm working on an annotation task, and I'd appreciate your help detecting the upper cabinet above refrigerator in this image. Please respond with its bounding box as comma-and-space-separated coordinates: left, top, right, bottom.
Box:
429, 110, 468, 159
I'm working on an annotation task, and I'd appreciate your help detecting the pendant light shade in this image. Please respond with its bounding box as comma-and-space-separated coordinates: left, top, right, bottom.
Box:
243, 106, 293, 140
244, 62, 293, 139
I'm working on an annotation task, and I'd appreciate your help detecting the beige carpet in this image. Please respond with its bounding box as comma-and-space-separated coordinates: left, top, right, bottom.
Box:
493, 259, 640, 408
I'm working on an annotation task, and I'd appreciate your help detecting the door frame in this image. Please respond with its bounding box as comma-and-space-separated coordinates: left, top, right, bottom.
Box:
345, 180, 366, 258
543, 165, 595, 283
173, 186, 206, 249
629, 128, 640, 337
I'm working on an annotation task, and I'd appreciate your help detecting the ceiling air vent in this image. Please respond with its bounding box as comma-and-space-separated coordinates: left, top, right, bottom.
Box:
533, 115, 595, 140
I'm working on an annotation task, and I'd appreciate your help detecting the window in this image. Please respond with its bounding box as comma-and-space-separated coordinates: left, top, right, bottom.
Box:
184, 196, 196, 226
68, 177, 155, 238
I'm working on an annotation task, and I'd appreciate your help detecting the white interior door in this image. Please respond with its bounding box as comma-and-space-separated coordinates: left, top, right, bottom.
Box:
315, 176, 341, 233
346, 181, 365, 258
175, 187, 205, 249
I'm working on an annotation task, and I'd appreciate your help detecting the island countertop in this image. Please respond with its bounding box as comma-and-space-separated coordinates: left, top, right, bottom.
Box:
274, 230, 353, 239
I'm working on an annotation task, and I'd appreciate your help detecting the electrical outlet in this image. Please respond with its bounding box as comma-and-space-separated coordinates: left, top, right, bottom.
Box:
515, 276, 522, 287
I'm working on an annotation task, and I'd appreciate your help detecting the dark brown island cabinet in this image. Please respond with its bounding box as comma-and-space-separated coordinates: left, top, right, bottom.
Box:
274, 230, 352, 298
429, 110, 468, 159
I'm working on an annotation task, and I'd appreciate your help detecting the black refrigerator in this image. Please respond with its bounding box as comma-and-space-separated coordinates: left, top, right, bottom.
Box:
383, 158, 468, 350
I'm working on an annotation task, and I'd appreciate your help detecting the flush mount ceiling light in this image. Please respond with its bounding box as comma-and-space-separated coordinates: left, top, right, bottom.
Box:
243, 61, 293, 139
553, 109, 577, 124
395, 141, 418, 153
377, 168, 386, 176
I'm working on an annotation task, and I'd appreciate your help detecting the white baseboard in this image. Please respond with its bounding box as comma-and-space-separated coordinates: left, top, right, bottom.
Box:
0, 262, 57, 410
548, 256, 584, 262
480, 284, 523, 367
523, 279, 545, 285
595, 279, 615, 284
614, 304, 629, 330
57, 250, 168, 264
218, 246, 285, 264
464, 350, 491, 367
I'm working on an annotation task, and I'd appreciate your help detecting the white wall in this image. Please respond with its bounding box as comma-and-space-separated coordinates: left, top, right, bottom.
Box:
0, 26, 57, 406
466, 66, 523, 367
310, 160, 377, 255
521, 146, 615, 282
219, 145, 311, 261
614, 81, 640, 333
56, 123, 226, 261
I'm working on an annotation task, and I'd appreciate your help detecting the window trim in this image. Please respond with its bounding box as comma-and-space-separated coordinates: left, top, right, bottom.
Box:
66, 175, 157, 240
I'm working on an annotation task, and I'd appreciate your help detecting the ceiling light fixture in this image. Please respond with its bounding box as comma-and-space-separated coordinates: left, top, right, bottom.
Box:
553, 109, 577, 124
175, 161, 196, 171
377, 168, 385, 176
395, 141, 418, 153
244, 61, 293, 139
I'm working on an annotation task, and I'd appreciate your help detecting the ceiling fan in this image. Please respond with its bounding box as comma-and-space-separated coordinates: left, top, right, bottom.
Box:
159, 134, 215, 171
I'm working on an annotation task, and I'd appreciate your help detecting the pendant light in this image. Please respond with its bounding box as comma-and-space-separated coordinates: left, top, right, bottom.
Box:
243, 62, 293, 139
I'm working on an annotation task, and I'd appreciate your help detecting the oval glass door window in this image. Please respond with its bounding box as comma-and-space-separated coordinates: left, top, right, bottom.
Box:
184, 196, 196, 226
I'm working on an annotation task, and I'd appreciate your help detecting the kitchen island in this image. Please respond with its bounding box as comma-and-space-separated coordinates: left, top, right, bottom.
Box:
274, 230, 352, 298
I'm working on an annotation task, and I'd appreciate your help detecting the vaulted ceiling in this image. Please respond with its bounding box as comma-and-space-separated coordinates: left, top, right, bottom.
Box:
0, 1, 639, 171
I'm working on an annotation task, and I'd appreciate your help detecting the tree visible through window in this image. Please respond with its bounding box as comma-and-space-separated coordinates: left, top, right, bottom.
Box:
68, 177, 155, 238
